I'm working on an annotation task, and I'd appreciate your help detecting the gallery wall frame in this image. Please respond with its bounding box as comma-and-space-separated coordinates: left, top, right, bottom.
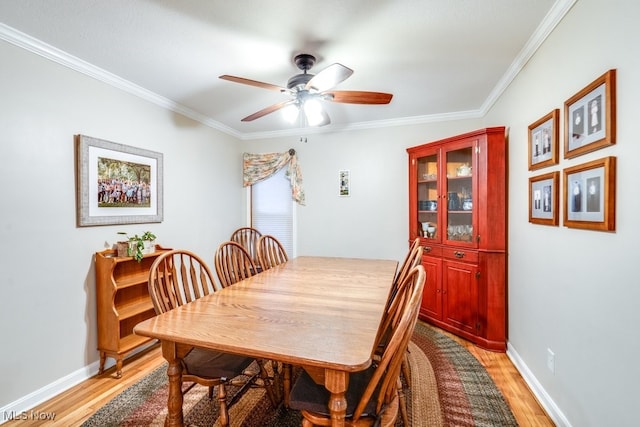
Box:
563, 156, 616, 231
339, 170, 350, 196
75, 134, 164, 226
529, 171, 559, 226
564, 69, 616, 159
528, 109, 559, 170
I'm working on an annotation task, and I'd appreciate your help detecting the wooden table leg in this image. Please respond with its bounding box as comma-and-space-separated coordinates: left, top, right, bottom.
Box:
324, 369, 348, 427
161, 341, 184, 427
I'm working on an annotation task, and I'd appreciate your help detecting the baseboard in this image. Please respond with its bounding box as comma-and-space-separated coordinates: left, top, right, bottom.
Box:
0, 342, 156, 425
506, 341, 572, 427
0, 362, 95, 425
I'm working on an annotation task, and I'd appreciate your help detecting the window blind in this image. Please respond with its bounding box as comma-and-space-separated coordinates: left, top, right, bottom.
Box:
251, 167, 294, 256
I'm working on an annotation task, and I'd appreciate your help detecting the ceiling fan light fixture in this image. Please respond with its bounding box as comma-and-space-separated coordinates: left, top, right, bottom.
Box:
303, 99, 324, 126
282, 103, 299, 123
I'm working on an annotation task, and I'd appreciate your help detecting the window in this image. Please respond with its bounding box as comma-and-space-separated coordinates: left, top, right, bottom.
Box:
251, 167, 295, 256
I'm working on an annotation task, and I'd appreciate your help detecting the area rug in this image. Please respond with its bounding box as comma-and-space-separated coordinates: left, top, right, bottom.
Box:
82, 321, 517, 426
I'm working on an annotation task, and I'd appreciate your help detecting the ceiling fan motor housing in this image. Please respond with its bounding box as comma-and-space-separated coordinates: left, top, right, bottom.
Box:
287, 73, 314, 90
288, 54, 316, 90
294, 53, 316, 71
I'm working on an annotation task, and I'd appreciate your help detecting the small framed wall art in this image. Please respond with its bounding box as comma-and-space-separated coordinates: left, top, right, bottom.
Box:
528, 109, 559, 170
564, 69, 616, 159
529, 171, 559, 226
339, 170, 350, 197
563, 156, 616, 231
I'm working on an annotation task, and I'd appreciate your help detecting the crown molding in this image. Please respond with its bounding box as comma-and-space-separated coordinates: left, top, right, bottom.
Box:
1, 0, 576, 140
480, 0, 578, 115
0, 23, 243, 139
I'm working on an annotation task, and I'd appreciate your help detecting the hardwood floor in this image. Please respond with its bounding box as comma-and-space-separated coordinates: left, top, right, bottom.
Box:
4, 334, 554, 426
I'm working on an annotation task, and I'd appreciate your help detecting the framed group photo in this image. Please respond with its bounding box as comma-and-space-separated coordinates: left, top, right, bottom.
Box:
563, 156, 616, 231
529, 171, 559, 226
528, 109, 559, 170
564, 69, 616, 159
75, 134, 164, 226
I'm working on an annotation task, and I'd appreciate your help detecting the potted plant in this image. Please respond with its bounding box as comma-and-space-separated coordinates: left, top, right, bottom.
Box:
115, 232, 131, 258
141, 231, 157, 254
116, 231, 157, 262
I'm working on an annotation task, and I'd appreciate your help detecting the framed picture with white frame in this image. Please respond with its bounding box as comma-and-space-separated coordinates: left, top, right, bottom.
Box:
339, 170, 350, 197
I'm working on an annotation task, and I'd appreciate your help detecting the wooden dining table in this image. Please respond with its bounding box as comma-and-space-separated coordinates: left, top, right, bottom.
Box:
134, 255, 398, 427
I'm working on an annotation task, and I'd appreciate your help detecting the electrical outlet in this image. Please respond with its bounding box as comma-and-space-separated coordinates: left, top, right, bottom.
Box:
547, 348, 555, 374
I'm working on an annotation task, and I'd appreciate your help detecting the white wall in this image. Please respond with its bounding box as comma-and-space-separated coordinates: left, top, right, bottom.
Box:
0, 40, 245, 411
242, 120, 481, 261
483, 1, 640, 426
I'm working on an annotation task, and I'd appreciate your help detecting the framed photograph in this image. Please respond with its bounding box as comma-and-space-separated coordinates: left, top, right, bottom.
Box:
563, 156, 616, 231
564, 69, 616, 159
75, 134, 164, 226
528, 109, 559, 170
339, 170, 350, 197
529, 171, 559, 226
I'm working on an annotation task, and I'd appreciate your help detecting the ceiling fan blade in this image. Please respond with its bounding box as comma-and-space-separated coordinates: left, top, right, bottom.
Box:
325, 90, 393, 105
305, 63, 353, 92
219, 75, 288, 92
241, 100, 295, 122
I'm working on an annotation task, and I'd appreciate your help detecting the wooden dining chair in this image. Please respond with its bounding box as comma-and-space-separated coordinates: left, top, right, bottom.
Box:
214, 240, 288, 404
371, 237, 422, 426
256, 234, 289, 271
214, 241, 258, 287
230, 226, 262, 267
148, 249, 277, 426
255, 234, 291, 403
393, 237, 422, 294
288, 265, 426, 427
374, 254, 424, 427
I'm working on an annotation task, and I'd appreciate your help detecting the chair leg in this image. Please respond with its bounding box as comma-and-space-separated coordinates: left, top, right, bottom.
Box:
217, 384, 229, 427
397, 377, 409, 427
401, 353, 411, 387
283, 363, 292, 408
256, 359, 279, 407
301, 417, 315, 427
271, 360, 283, 403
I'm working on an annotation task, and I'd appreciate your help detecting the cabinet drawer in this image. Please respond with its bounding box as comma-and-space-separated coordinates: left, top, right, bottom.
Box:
442, 247, 478, 263
420, 244, 442, 257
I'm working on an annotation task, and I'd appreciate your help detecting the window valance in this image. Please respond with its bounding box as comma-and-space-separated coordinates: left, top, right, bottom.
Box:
243, 149, 305, 205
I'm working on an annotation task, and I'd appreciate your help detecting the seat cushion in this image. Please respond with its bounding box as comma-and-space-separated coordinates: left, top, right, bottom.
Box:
289, 366, 378, 418
183, 347, 254, 379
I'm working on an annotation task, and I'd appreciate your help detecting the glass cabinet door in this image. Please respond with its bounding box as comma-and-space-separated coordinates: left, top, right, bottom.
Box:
444, 142, 475, 246
416, 151, 440, 241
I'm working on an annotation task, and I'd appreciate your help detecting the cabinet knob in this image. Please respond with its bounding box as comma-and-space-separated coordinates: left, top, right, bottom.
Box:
423, 246, 432, 253
454, 251, 465, 258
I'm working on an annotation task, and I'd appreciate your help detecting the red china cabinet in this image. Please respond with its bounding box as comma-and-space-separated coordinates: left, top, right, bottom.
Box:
407, 127, 507, 351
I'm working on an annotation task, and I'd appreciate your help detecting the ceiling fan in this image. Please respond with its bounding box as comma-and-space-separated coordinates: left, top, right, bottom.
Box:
219, 53, 393, 127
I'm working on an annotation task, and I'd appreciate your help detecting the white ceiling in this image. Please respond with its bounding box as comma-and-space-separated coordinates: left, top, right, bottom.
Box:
0, 0, 573, 139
